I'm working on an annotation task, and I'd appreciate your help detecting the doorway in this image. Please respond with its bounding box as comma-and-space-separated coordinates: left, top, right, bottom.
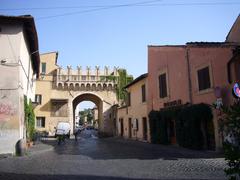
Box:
142, 117, 148, 141
167, 119, 176, 144
128, 118, 132, 138
120, 118, 124, 137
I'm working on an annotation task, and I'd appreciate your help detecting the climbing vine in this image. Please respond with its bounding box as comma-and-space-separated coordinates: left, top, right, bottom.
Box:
24, 96, 35, 141
176, 103, 213, 150
100, 68, 133, 102
117, 69, 133, 101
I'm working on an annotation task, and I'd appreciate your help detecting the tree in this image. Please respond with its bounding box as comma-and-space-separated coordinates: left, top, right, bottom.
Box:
78, 108, 94, 124
24, 96, 35, 141
219, 101, 240, 180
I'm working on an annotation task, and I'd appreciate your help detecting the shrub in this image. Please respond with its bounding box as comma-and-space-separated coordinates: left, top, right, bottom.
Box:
219, 102, 240, 180
149, 103, 213, 150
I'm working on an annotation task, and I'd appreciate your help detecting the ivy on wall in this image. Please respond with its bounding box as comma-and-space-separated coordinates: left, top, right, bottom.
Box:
100, 68, 133, 102
148, 103, 213, 150
24, 96, 35, 141
176, 103, 213, 150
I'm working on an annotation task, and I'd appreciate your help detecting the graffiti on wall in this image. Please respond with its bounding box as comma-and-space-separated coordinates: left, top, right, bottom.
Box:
0, 103, 16, 115
0, 103, 17, 136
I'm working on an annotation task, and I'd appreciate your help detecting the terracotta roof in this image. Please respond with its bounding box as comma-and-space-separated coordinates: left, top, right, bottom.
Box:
124, 73, 148, 89
0, 15, 40, 76
186, 42, 238, 47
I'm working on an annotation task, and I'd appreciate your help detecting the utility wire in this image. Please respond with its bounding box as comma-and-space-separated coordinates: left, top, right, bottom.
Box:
1, 0, 162, 11
36, 0, 162, 20
36, 1, 240, 20
136, 2, 240, 6
0, 1, 239, 11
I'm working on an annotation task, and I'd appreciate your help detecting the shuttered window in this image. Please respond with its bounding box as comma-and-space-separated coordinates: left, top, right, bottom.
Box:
41, 63, 46, 74
159, 73, 167, 98
197, 66, 211, 91
142, 84, 146, 102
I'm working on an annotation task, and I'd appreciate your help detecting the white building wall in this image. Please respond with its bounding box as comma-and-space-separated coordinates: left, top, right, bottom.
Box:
20, 30, 36, 101
0, 23, 37, 154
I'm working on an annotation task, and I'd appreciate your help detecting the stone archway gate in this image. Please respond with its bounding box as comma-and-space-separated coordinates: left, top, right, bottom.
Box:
53, 66, 119, 135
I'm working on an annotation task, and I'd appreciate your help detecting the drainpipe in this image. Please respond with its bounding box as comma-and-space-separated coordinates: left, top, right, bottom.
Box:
186, 47, 193, 104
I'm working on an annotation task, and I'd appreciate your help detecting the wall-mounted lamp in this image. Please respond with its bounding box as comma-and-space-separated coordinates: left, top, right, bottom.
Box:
0, 59, 6, 64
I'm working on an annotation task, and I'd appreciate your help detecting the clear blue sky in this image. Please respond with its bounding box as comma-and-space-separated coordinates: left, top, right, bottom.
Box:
1, 0, 239, 78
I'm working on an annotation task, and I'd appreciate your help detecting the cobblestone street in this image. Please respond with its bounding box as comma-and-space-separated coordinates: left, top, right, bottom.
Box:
0, 130, 227, 180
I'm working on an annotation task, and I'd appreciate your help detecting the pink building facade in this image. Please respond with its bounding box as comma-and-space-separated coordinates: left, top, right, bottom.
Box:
148, 42, 239, 150
147, 15, 240, 151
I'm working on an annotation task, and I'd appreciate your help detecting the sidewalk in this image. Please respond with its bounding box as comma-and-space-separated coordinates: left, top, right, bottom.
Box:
26, 141, 54, 156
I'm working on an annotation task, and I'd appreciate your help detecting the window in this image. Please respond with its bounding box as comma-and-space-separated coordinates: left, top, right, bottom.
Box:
133, 119, 139, 131
142, 84, 146, 102
36, 117, 45, 128
91, 76, 95, 81
41, 62, 46, 74
197, 66, 211, 91
158, 73, 167, 98
35, 94, 42, 104
81, 76, 86, 81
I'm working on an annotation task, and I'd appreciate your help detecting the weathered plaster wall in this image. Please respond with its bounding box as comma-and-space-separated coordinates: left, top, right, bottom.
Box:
0, 23, 36, 154
0, 91, 19, 153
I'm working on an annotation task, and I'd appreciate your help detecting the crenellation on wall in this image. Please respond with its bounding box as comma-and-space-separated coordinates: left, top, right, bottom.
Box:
56, 66, 119, 90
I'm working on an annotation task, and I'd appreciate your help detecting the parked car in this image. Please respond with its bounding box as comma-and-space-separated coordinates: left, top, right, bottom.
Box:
55, 122, 71, 139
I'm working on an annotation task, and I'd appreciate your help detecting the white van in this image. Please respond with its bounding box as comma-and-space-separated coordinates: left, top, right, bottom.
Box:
55, 122, 71, 138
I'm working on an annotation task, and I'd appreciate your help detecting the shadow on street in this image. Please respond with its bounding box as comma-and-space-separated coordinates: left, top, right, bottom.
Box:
0, 172, 216, 180
40, 129, 223, 160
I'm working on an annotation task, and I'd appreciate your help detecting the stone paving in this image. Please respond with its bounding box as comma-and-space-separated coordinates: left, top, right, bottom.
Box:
0, 130, 227, 180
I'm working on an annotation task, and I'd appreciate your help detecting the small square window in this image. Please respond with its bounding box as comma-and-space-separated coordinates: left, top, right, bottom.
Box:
91, 76, 95, 81
41, 63, 46, 74
36, 117, 45, 128
35, 94, 42, 104
82, 76, 86, 81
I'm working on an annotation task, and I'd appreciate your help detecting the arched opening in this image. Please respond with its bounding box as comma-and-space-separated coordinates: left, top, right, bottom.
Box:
58, 83, 63, 89
75, 83, 80, 90
72, 93, 103, 132
108, 84, 113, 91
97, 84, 102, 91
86, 83, 91, 91
92, 83, 96, 91
69, 83, 74, 90
75, 101, 96, 128
80, 83, 85, 90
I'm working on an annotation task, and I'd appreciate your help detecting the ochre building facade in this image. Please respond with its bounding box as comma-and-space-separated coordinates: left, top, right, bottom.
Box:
34, 52, 119, 136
